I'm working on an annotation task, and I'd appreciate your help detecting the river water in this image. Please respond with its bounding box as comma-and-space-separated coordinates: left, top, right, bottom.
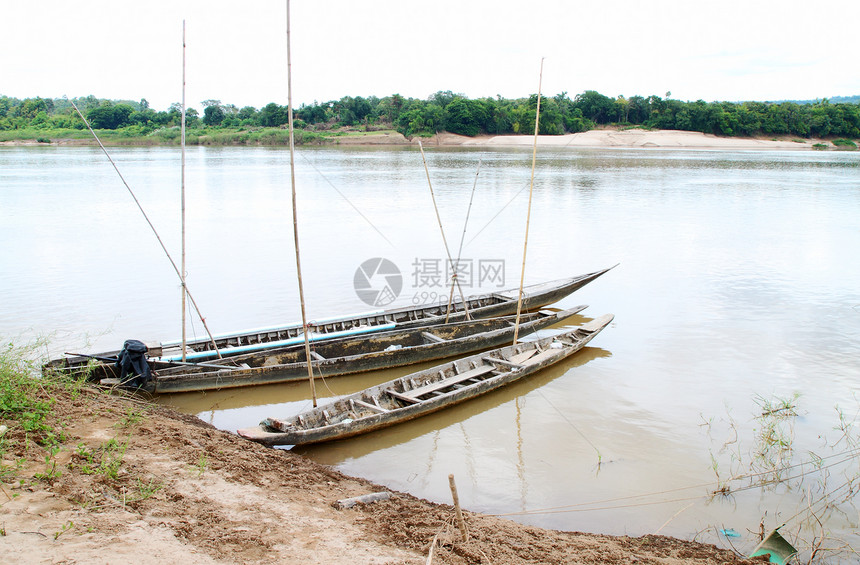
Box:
2, 144, 859, 556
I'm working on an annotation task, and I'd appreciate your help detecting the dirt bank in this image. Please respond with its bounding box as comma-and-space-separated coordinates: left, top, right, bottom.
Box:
2, 127, 836, 150
0, 384, 760, 564
330, 128, 827, 150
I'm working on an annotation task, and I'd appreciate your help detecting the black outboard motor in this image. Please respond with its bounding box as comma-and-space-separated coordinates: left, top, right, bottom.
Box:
115, 339, 151, 388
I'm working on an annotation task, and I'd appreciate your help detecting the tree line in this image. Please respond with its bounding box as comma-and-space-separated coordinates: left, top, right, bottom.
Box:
2, 90, 859, 141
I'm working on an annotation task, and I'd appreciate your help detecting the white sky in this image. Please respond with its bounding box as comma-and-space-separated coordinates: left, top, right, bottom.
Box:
3, 0, 858, 113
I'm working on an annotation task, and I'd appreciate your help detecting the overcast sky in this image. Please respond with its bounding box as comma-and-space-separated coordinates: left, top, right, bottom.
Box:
4, 0, 858, 112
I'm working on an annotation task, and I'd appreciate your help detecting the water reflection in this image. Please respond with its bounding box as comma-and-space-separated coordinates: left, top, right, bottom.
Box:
293, 347, 611, 463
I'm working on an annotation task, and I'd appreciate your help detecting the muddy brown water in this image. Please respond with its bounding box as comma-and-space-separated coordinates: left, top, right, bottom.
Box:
3, 145, 859, 555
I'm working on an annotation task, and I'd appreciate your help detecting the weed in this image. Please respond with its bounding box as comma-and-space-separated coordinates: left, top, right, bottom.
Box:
707, 394, 860, 562
192, 453, 208, 477
74, 438, 128, 480
54, 520, 74, 540
33, 445, 62, 481
116, 406, 146, 429
133, 477, 164, 501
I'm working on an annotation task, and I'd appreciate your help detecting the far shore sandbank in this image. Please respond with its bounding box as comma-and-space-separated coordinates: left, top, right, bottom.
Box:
335, 128, 830, 150
1, 128, 842, 150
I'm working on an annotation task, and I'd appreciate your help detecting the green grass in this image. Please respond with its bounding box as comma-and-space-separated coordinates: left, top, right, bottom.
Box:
833, 138, 857, 149
0, 125, 331, 146
73, 438, 128, 480
0, 342, 57, 440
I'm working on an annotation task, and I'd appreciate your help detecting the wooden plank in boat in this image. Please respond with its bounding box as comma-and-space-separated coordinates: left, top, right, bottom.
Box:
483, 356, 523, 369
385, 389, 421, 404
509, 350, 538, 364
520, 348, 563, 367
389, 364, 497, 403
352, 399, 390, 413
421, 331, 446, 343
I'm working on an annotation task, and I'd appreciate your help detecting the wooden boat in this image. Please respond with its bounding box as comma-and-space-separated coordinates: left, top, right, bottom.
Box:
145, 306, 586, 393
44, 266, 615, 372
56, 307, 586, 393
238, 313, 613, 446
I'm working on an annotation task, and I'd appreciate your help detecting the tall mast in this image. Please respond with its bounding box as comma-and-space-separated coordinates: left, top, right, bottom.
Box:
513, 58, 544, 344
181, 20, 187, 362
286, 0, 317, 406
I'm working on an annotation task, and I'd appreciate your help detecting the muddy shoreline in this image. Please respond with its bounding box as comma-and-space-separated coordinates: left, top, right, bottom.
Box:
0, 384, 760, 564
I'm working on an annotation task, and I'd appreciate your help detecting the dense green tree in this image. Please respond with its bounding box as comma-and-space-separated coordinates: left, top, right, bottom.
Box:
573, 90, 616, 124
443, 97, 487, 136
0, 90, 857, 142
297, 102, 328, 124
333, 96, 372, 126
260, 102, 289, 127
86, 103, 134, 129
15, 97, 50, 120
202, 104, 225, 126
429, 90, 457, 108
237, 106, 259, 123
483, 96, 512, 134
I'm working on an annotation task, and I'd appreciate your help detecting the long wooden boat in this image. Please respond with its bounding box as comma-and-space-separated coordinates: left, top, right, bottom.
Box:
238, 313, 613, 446
56, 307, 586, 393
146, 306, 586, 393
45, 266, 615, 372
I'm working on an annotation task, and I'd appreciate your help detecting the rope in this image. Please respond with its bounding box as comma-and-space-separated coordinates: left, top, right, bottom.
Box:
298, 152, 394, 247
466, 182, 530, 246
535, 388, 602, 462
417, 139, 471, 320
68, 99, 222, 359
488, 446, 860, 519
445, 160, 482, 321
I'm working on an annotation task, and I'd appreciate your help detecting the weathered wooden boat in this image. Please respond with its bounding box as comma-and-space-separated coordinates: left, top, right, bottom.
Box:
146, 306, 587, 393
238, 313, 613, 446
54, 307, 587, 393
44, 266, 615, 372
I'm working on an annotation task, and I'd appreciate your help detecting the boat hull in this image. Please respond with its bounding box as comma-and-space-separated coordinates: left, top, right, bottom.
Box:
45, 266, 615, 376
238, 313, 613, 446
149, 306, 587, 393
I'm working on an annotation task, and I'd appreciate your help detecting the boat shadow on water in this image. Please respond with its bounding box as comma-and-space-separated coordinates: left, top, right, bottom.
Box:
293, 345, 612, 463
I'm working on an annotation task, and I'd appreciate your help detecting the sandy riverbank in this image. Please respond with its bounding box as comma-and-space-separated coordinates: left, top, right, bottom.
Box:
1, 128, 836, 150
331, 128, 824, 150
0, 384, 760, 564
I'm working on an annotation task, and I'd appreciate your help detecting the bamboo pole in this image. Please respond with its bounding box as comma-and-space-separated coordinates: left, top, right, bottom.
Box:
417, 140, 471, 321
180, 20, 187, 362
445, 159, 482, 322
512, 59, 544, 345
285, 0, 317, 407
448, 474, 468, 542
68, 100, 222, 359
